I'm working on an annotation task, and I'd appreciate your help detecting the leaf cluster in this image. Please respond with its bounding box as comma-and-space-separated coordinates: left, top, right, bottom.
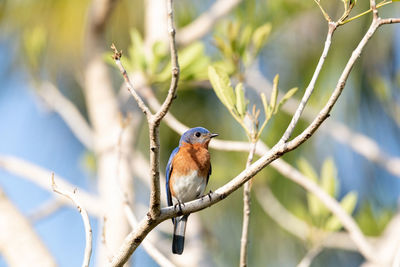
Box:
213, 21, 272, 80
297, 157, 358, 232
208, 66, 297, 141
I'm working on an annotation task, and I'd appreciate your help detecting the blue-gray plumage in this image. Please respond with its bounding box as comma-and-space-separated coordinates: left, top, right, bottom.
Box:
166, 127, 217, 254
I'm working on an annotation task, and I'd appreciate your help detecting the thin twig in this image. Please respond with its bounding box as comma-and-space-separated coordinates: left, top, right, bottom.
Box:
51, 174, 92, 267
0, 155, 102, 216
111, 44, 152, 119
239, 141, 257, 267
279, 22, 337, 144
246, 67, 400, 178
153, 0, 180, 125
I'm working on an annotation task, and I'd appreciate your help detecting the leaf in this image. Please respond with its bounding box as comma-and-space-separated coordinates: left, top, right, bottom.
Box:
325, 191, 358, 231
320, 157, 338, 197
23, 26, 47, 70
298, 158, 323, 218
275, 87, 298, 113
208, 66, 236, 110
252, 23, 272, 53
261, 93, 269, 119
128, 28, 146, 71
214, 36, 232, 57
235, 83, 246, 117
238, 25, 253, 57
179, 42, 205, 70
270, 74, 279, 113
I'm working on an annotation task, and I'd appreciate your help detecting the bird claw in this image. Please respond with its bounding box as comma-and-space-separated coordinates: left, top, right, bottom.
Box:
208, 190, 213, 201
174, 200, 185, 215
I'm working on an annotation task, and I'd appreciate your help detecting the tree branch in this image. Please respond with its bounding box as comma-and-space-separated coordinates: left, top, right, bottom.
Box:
111, 44, 152, 119
176, 0, 242, 46
0, 155, 102, 216
246, 67, 400, 178
279, 22, 337, 144
239, 141, 257, 267
52, 174, 93, 267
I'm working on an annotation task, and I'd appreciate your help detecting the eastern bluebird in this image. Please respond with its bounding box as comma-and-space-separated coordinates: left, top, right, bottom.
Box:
166, 127, 218, 254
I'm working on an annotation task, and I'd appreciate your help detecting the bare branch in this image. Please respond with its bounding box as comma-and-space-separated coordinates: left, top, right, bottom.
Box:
176, 0, 242, 46
153, 0, 180, 125
37, 81, 94, 150
0, 187, 56, 267
239, 141, 257, 267
0, 155, 102, 216
246, 68, 400, 178
280, 22, 337, 144
123, 201, 177, 267
148, 0, 180, 218
52, 174, 92, 267
111, 44, 152, 118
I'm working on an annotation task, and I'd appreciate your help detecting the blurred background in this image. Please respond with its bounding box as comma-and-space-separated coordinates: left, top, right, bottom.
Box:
0, 0, 399, 266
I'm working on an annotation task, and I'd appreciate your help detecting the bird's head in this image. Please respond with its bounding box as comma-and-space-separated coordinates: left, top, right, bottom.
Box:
179, 127, 218, 147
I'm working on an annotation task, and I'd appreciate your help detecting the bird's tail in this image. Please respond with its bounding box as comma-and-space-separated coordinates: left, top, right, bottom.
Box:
172, 215, 188, 254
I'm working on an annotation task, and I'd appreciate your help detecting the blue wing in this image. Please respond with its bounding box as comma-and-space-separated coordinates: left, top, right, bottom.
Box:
166, 146, 180, 208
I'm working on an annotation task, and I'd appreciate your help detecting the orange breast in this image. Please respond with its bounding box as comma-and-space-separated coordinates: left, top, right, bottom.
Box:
171, 143, 211, 178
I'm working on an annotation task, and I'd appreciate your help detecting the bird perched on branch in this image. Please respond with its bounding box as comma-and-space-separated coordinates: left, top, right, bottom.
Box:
166, 127, 218, 254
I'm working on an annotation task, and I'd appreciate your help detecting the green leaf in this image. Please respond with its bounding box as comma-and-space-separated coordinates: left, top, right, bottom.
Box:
320, 157, 338, 197
298, 158, 323, 218
214, 36, 232, 57
252, 23, 272, 53
275, 87, 298, 113
325, 192, 358, 231
235, 83, 246, 117
128, 28, 146, 71
270, 74, 279, 113
261, 93, 269, 119
208, 66, 236, 110
23, 26, 47, 70
238, 25, 253, 57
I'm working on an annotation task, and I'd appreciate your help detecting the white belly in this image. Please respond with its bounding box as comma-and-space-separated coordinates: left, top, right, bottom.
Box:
172, 170, 207, 203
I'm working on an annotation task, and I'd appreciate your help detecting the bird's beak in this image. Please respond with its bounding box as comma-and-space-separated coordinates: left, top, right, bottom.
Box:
210, 133, 218, 138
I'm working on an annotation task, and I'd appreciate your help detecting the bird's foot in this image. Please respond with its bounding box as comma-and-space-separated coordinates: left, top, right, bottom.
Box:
174, 200, 185, 215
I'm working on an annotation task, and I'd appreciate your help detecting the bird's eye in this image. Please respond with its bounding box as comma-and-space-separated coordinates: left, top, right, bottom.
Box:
195, 132, 201, 137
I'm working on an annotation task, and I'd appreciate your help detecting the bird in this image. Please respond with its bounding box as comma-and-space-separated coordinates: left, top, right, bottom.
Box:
166, 127, 218, 254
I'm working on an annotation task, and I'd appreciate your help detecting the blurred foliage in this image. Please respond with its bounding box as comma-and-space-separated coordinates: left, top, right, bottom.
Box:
213, 20, 272, 80
297, 158, 358, 231
208, 65, 297, 140
356, 202, 394, 236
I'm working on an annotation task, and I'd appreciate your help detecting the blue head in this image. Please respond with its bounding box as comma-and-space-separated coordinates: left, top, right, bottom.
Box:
179, 127, 218, 146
